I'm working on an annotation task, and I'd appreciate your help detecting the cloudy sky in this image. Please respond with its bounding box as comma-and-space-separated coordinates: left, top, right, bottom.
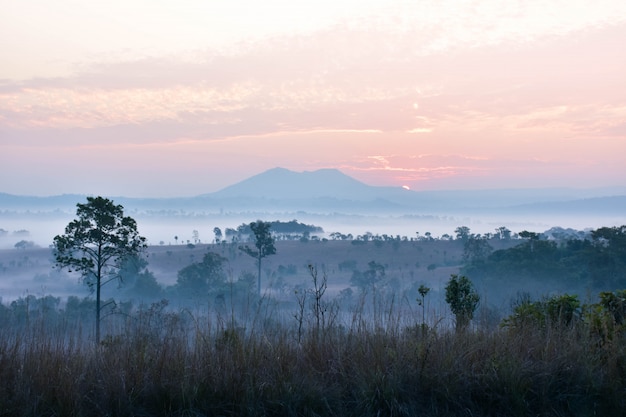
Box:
1, 0, 625, 197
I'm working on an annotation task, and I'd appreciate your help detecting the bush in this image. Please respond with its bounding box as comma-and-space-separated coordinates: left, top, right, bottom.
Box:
503, 293, 581, 328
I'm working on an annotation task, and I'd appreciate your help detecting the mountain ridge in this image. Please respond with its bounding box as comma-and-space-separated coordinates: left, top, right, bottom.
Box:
1, 168, 625, 215
206, 167, 407, 201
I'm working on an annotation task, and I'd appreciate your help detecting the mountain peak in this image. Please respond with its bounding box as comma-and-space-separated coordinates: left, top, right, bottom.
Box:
211, 167, 375, 200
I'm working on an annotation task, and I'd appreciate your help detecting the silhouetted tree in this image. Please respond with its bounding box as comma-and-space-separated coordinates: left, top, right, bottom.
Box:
350, 261, 385, 291
213, 227, 222, 243
417, 284, 431, 328
519, 230, 540, 252
14, 240, 35, 250
118, 254, 161, 299
463, 236, 493, 264
53, 196, 146, 344
176, 252, 226, 296
455, 226, 471, 241
495, 226, 512, 240
239, 221, 276, 295
445, 274, 480, 332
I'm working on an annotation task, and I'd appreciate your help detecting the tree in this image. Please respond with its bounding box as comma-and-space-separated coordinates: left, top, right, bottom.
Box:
445, 274, 480, 332
14, 240, 35, 250
417, 284, 431, 329
176, 252, 226, 296
455, 226, 471, 241
118, 254, 161, 299
131, 270, 162, 299
53, 196, 146, 343
495, 226, 512, 240
239, 220, 276, 295
350, 261, 385, 290
213, 227, 223, 243
463, 236, 493, 264
519, 230, 541, 253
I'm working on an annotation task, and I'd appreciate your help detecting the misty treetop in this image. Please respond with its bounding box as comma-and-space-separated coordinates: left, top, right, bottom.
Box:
235, 220, 323, 238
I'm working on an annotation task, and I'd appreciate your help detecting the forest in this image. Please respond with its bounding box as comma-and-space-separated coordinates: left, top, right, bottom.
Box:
0, 197, 625, 416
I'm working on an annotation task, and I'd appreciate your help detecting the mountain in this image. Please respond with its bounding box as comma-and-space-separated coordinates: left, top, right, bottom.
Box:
506, 195, 626, 215
208, 167, 408, 201
1, 167, 625, 216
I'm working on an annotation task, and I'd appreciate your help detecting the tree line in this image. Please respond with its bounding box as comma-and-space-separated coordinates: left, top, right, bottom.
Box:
35, 195, 626, 344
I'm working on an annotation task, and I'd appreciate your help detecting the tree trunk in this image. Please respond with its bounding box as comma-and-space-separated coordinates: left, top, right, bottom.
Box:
257, 253, 262, 296
96, 274, 101, 344
96, 245, 102, 345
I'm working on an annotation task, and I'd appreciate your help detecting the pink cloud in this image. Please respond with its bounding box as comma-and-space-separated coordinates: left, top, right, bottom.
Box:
1, 16, 625, 196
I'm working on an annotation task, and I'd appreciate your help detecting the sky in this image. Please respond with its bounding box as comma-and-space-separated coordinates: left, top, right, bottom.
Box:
1, 0, 625, 197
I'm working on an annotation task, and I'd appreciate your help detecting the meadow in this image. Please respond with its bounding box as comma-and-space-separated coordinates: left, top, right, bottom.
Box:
1, 236, 625, 416
1, 288, 625, 416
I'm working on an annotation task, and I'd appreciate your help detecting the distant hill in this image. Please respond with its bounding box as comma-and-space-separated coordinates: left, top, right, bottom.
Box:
0, 193, 86, 211
208, 167, 409, 201
1, 167, 625, 216
506, 195, 626, 215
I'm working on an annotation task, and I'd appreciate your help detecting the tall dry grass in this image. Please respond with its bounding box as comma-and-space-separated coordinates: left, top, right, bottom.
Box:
0, 294, 624, 417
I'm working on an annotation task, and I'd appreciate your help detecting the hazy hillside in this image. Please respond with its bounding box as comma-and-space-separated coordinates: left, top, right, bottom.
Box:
2, 167, 625, 214
209, 167, 381, 200
1, 167, 625, 249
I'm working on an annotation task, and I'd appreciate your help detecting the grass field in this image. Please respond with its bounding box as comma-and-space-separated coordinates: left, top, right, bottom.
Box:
1, 290, 624, 416
1, 239, 624, 416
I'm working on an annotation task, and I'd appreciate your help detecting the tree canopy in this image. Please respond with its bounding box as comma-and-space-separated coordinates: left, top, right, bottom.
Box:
176, 252, 227, 296
445, 274, 480, 331
462, 225, 626, 292
53, 196, 146, 343
239, 220, 276, 295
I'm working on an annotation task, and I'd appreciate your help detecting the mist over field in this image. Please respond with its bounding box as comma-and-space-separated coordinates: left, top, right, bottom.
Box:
2, 169, 626, 416
3, 1, 626, 413
0, 168, 624, 304
2, 168, 625, 250
0, 209, 620, 251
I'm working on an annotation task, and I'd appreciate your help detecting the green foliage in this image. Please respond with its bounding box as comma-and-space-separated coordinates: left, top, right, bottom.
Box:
3, 289, 626, 417
350, 260, 385, 290
117, 254, 162, 299
454, 226, 471, 241
14, 240, 35, 249
582, 289, 626, 344
131, 271, 162, 298
53, 196, 146, 343
236, 219, 323, 239
495, 226, 512, 240
546, 294, 580, 325
213, 226, 223, 243
463, 225, 626, 292
518, 230, 540, 240
462, 236, 493, 264
503, 293, 581, 328
176, 252, 227, 296
417, 284, 431, 328
598, 289, 626, 325
239, 220, 277, 295
445, 274, 480, 331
